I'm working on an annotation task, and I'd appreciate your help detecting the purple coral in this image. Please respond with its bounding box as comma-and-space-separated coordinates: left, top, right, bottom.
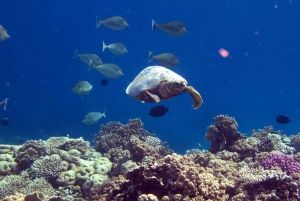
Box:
261, 153, 300, 175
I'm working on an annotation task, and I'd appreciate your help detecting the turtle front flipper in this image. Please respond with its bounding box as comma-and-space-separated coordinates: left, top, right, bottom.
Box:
186, 86, 203, 109
146, 91, 161, 102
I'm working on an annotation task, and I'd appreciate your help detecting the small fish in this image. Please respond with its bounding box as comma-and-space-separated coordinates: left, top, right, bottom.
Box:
276, 115, 291, 124
0, 25, 10, 41
102, 41, 128, 55
96, 16, 129, 30
149, 106, 169, 117
82, 109, 106, 125
148, 51, 179, 67
0, 98, 9, 110
95, 64, 124, 78
151, 19, 187, 36
101, 79, 108, 86
64, 133, 70, 138
0, 118, 9, 126
73, 49, 103, 71
80, 155, 90, 160
71, 81, 93, 95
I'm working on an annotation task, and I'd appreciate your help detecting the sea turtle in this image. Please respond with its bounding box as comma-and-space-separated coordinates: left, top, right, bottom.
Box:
126, 66, 203, 109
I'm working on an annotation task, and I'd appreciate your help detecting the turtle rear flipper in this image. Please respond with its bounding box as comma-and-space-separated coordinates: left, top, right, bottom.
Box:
186, 86, 203, 109
146, 91, 160, 102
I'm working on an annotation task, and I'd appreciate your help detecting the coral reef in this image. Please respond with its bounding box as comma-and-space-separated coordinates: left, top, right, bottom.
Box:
94, 118, 173, 176
260, 153, 300, 174
205, 115, 244, 153
15, 140, 50, 170
30, 155, 62, 181
0, 171, 56, 199
89, 154, 230, 201
291, 133, 300, 153
1, 116, 300, 200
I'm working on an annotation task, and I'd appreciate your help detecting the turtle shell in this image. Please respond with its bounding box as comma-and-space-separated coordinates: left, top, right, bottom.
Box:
126, 66, 187, 100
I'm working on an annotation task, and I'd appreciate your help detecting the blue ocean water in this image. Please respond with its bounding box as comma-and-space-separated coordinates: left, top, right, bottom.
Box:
0, 0, 299, 153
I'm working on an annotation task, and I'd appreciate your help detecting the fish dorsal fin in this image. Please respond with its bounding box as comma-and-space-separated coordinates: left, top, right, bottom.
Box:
146, 91, 160, 102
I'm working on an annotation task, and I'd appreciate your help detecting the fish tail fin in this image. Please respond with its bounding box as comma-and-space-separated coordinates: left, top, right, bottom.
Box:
1, 98, 9, 110
151, 19, 158, 32
148, 51, 154, 62
102, 107, 106, 118
165, 107, 169, 112
88, 59, 94, 71
102, 40, 107, 52
73, 48, 79, 58
95, 16, 101, 28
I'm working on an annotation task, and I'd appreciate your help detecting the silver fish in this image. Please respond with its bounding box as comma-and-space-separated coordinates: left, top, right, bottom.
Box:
102, 41, 128, 55
71, 81, 93, 95
82, 109, 106, 124
73, 49, 102, 71
148, 51, 179, 67
0, 98, 9, 110
95, 63, 124, 78
96, 16, 129, 30
0, 25, 10, 41
151, 19, 187, 36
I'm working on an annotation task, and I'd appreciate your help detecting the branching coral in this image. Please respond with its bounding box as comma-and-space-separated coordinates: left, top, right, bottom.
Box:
291, 133, 300, 153
94, 118, 151, 153
261, 153, 300, 175
30, 155, 62, 181
129, 136, 172, 162
15, 140, 50, 170
0, 171, 57, 199
94, 118, 173, 176
205, 115, 243, 153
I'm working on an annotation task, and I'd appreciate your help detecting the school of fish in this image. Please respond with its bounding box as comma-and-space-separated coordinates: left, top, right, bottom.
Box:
1, 16, 190, 125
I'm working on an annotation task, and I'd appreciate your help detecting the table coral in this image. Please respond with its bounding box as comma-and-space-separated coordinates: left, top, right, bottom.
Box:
61, 137, 90, 153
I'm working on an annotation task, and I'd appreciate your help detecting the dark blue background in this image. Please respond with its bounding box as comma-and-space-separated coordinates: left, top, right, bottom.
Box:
1, 0, 299, 153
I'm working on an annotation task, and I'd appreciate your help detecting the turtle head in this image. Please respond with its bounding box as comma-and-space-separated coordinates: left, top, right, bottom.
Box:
158, 80, 186, 100
185, 86, 203, 109
166, 82, 186, 95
